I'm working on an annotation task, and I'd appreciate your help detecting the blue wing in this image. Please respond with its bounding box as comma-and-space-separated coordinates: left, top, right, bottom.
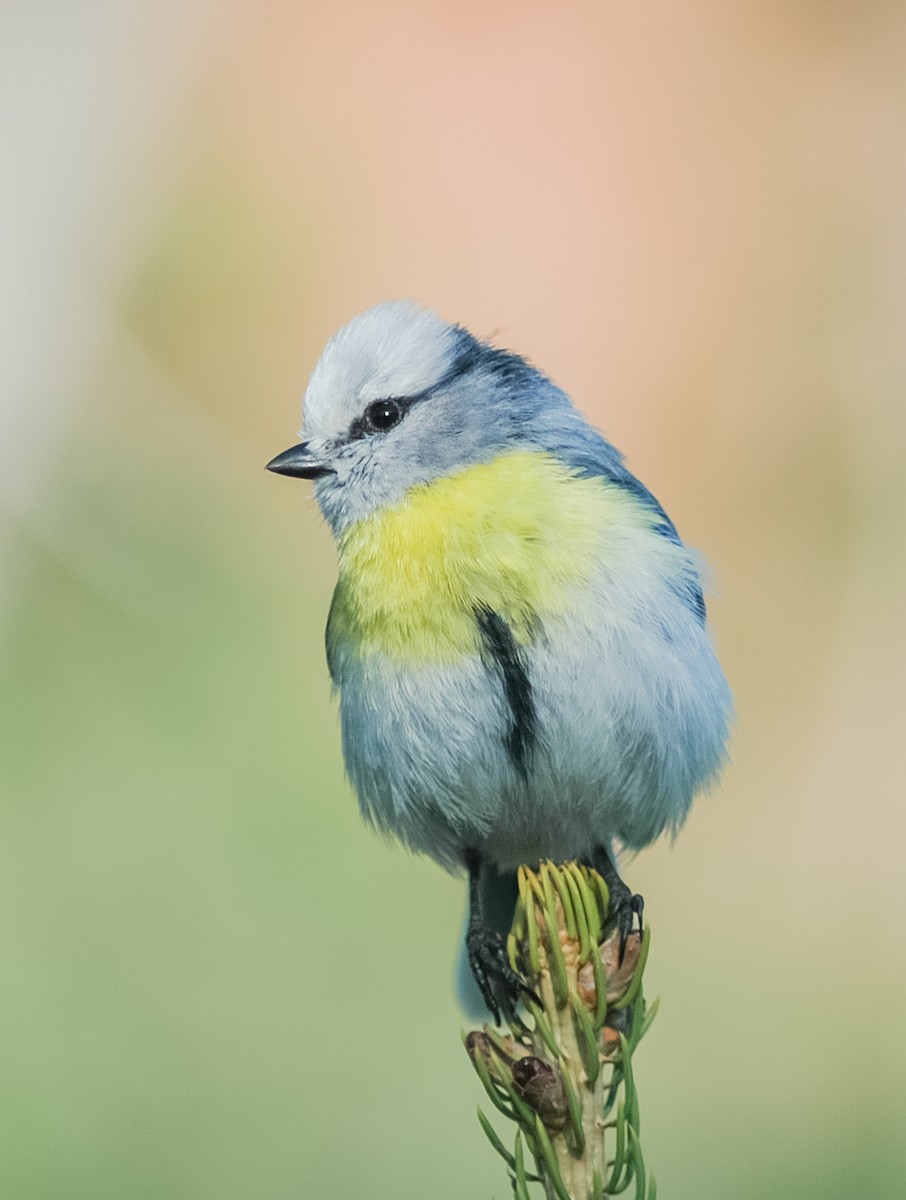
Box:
528, 407, 707, 625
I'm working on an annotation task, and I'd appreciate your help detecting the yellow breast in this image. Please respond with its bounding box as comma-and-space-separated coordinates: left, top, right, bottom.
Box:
329, 450, 640, 664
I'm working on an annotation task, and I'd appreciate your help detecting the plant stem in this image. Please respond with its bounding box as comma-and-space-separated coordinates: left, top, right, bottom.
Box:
466, 862, 656, 1200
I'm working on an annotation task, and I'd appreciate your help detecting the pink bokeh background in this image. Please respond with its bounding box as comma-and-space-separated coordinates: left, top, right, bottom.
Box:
2, 3, 904, 1197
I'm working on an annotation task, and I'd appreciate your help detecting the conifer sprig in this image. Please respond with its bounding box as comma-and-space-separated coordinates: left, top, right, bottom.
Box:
465, 862, 657, 1200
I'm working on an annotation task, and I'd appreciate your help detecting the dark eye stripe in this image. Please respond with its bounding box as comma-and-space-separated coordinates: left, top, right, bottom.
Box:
343, 346, 482, 445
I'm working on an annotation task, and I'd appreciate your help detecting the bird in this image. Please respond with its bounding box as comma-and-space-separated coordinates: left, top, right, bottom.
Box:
267, 300, 732, 1020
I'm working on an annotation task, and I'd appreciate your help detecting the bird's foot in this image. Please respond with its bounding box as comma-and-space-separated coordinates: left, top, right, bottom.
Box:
607, 878, 645, 966
466, 923, 539, 1026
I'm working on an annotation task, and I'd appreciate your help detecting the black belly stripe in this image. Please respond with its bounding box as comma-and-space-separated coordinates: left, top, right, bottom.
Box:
474, 606, 536, 778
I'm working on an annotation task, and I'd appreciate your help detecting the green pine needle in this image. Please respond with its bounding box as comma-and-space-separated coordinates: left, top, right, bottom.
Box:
465, 862, 658, 1198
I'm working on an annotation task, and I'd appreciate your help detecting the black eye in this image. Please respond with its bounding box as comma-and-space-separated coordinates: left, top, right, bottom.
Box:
363, 399, 403, 433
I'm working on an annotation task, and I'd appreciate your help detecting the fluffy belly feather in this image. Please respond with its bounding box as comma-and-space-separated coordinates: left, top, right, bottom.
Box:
333, 583, 731, 872
326, 451, 732, 871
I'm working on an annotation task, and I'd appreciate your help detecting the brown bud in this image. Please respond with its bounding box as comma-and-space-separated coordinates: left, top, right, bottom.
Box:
600, 931, 641, 998
511, 1056, 569, 1129
465, 1030, 531, 1070
465, 1030, 490, 1061
576, 931, 642, 1009
600, 1026, 620, 1059
576, 962, 597, 1009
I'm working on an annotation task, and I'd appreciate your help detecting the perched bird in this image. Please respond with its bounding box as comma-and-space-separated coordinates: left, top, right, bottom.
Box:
267, 300, 732, 1019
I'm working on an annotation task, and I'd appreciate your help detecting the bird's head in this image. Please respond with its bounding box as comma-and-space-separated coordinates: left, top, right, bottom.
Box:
266, 300, 580, 534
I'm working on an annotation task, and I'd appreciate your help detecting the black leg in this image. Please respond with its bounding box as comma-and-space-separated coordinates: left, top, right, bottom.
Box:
590, 844, 644, 965
464, 848, 538, 1024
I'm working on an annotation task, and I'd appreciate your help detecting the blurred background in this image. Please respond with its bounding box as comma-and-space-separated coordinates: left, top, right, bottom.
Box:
2, 2, 904, 1196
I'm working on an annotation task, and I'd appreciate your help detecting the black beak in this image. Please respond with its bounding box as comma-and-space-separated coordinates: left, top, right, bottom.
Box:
265, 443, 333, 480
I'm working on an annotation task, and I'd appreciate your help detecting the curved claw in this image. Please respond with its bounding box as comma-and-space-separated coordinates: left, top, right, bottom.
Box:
614, 890, 645, 966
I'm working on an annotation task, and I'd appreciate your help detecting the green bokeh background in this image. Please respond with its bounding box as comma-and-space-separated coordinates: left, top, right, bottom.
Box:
2, 3, 905, 1197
